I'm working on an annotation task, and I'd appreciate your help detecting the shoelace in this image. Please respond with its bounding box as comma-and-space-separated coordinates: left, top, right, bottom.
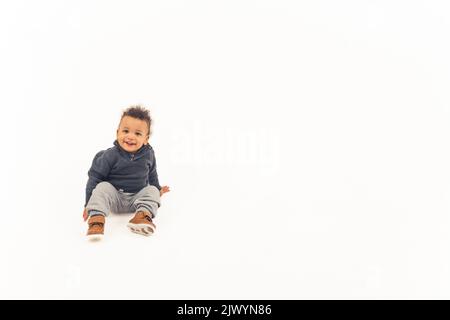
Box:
90, 222, 104, 227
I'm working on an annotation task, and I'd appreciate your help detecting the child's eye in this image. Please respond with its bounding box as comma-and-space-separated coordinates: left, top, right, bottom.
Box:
136, 133, 142, 136
123, 129, 128, 133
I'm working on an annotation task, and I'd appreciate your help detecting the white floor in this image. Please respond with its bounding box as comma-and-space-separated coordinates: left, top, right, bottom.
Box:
3, 160, 450, 299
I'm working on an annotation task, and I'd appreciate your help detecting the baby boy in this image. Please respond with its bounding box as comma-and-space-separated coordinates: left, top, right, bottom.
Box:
83, 105, 170, 240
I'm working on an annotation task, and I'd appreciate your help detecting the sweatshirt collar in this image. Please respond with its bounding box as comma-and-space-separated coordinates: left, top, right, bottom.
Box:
113, 140, 150, 159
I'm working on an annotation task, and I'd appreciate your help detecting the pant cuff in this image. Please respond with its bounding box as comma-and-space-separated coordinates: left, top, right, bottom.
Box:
88, 210, 106, 217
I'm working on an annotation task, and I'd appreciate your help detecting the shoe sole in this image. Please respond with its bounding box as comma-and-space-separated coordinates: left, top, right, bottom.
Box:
127, 223, 154, 237
87, 233, 104, 241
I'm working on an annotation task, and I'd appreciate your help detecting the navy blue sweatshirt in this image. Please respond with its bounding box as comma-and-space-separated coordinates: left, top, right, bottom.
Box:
85, 140, 161, 207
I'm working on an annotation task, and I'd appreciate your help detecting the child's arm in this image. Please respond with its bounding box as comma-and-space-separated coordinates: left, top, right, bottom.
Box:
148, 153, 161, 190
148, 153, 170, 197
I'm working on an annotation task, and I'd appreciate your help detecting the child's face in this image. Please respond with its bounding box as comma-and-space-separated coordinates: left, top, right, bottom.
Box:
116, 116, 149, 153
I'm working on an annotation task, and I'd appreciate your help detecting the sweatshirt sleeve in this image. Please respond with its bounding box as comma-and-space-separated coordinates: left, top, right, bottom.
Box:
148, 153, 161, 191
85, 151, 112, 206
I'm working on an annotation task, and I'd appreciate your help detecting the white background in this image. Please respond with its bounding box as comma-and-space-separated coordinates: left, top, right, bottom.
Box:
1, 0, 450, 299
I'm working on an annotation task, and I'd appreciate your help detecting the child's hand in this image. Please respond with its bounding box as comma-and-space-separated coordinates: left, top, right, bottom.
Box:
83, 208, 88, 222
160, 185, 170, 196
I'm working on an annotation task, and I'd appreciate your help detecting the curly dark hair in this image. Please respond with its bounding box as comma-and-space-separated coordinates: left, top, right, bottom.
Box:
120, 105, 152, 136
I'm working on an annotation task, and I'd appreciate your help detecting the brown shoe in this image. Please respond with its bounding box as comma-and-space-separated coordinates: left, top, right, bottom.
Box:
87, 215, 105, 241
127, 211, 155, 236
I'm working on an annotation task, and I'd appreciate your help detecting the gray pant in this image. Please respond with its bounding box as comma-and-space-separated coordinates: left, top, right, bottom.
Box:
86, 182, 161, 218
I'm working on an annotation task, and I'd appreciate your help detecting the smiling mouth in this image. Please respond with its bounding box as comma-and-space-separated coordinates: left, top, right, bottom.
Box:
124, 141, 136, 147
